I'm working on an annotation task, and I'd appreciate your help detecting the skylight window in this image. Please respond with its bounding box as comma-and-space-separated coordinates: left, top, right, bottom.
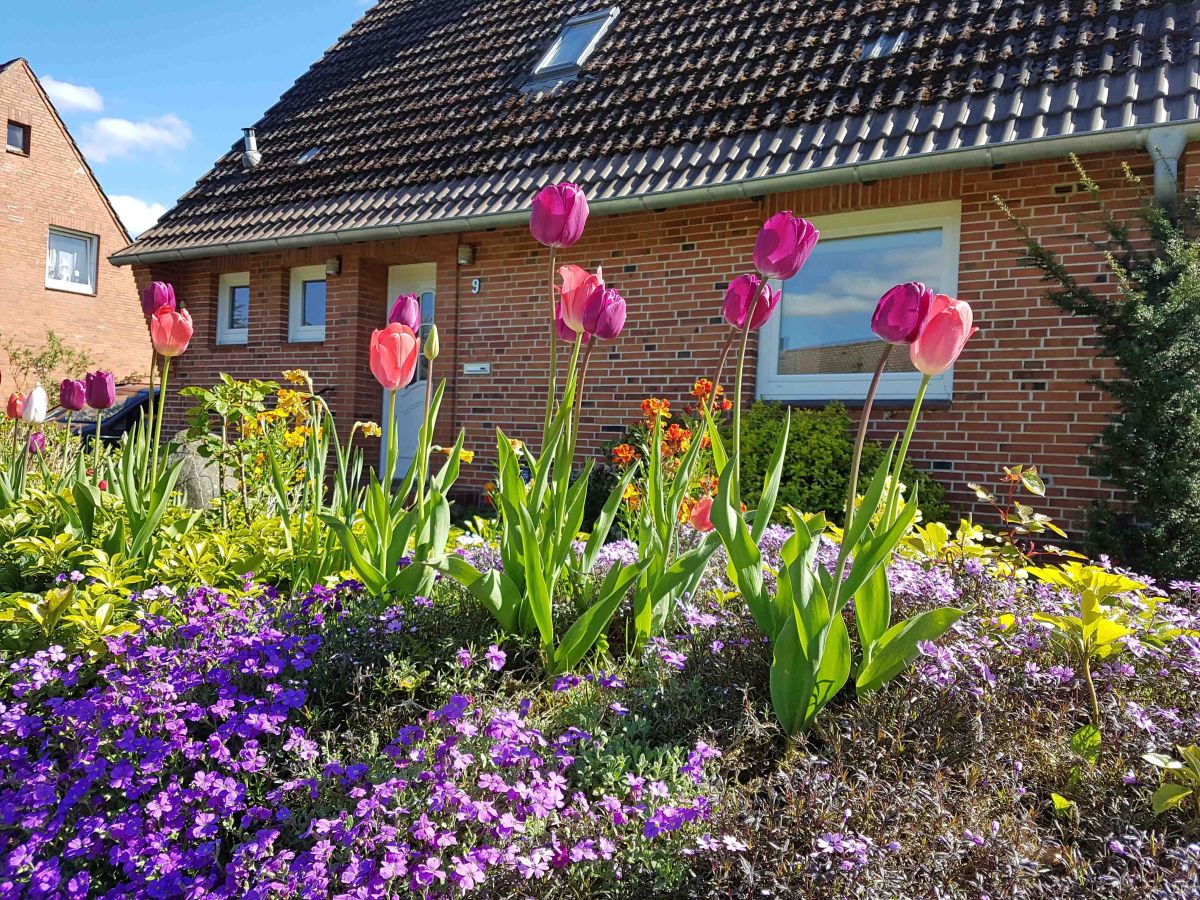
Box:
862, 30, 908, 60
297, 146, 322, 164
529, 6, 619, 85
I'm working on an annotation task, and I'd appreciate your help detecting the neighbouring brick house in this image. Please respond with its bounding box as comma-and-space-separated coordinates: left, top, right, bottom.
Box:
113, 1, 1200, 534
1, 58, 145, 384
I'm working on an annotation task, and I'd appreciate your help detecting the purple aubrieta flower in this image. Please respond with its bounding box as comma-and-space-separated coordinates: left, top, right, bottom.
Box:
485, 645, 506, 671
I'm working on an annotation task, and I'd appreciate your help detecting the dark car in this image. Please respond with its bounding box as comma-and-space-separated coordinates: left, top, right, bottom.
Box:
48, 383, 160, 445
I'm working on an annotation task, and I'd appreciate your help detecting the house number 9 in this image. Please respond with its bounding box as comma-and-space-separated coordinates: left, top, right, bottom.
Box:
471, 278, 481, 294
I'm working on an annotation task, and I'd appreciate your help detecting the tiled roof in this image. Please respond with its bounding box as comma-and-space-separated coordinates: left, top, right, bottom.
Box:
116, 0, 1200, 262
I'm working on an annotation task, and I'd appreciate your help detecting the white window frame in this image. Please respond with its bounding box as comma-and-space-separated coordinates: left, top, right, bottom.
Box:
216, 271, 250, 345
527, 6, 619, 86
45, 227, 98, 295
756, 200, 961, 404
6, 120, 30, 155
288, 265, 327, 343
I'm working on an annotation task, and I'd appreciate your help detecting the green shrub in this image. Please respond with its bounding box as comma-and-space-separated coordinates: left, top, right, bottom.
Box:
726, 401, 949, 526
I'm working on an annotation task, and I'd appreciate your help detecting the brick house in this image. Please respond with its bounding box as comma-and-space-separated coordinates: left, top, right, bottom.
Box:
113, 1, 1200, 534
1, 58, 145, 384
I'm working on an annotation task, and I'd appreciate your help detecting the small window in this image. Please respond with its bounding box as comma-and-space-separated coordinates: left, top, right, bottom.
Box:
528, 6, 619, 85
756, 201, 961, 404
862, 30, 908, 60
45, 227, 98, 294
288, 265, 327, 342
216, 272, 250, 345
6, 121, 30, 155
297, 146, 322, 164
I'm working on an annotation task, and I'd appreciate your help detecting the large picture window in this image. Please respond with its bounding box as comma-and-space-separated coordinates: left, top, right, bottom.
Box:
45, 227, 98, 295
756, 201, 960, 403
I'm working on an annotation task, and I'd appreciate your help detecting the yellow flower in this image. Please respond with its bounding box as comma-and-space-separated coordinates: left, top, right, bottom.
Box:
283, 369, 310, 386
434, 445, 475, 464
356, 421, 382, 438
283, 430, 306, 449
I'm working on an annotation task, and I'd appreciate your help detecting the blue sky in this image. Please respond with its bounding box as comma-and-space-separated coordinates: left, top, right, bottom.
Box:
5, 1, 371, 236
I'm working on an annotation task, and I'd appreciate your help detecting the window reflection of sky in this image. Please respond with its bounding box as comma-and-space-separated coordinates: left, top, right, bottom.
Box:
779, 228, 944, 353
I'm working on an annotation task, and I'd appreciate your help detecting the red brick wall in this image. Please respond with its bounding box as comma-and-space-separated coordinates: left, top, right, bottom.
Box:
133, 147, 1171, 537
0, 61, 144, 388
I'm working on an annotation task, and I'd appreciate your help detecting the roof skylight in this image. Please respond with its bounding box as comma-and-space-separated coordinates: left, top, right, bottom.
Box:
527, 6, 619, 87
297, 146, 323, 164
862, 30, 909, 60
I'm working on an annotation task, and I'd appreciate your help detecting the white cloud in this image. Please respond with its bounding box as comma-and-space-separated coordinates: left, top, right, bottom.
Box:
80, 114, 191, 163
41, 75, 104, 113
110, 194, 167, 237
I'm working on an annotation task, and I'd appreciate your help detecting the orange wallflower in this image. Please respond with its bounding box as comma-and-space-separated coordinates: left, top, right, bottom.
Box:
611, 443, 639, 468
640, 397, 671, 420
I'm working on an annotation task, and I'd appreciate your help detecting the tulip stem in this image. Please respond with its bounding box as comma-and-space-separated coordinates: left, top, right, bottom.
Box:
882, 374, 931, 527
731, 278, 766, 481
145, 346, 156, 484
383, 388, 397, 489
150, 356, 171, 489
417, 362, 434, 517
542, 248, 559, 450
569, 341, 594, 466
704, 330, 738, 419
832, 343, 893, 597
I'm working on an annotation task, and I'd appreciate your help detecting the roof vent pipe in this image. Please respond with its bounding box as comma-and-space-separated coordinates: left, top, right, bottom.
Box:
1147, 124, 1188, 206
241, 127, 262, 170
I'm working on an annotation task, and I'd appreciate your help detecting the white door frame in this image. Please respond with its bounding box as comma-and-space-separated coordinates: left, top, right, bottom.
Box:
382, 263, 437, 480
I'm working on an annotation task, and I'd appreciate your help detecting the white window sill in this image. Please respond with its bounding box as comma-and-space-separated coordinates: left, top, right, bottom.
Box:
45, 280, 96, 296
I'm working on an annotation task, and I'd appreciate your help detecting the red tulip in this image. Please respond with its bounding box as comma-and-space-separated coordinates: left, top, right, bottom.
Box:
150, 307, 194, 357
6, 392, 24, 420
910, 294, 977, 376
529, 183, 589, 248
689, 497, 715, 532
754, 211, 819, 280
872, 282, 935, 345
59, 378, 87, 412
722, 274, 781, 331
555, 303, 590, 344
141, 281, 176, 318
370, 323, 420, 390
581, 286, 626, 341
558, 264, 603, 335
389, 293, 421, 332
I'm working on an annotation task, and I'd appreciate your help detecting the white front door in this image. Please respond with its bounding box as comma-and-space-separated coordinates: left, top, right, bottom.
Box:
382, 263, 436, 480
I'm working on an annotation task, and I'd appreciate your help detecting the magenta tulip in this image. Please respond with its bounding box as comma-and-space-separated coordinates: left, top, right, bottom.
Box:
59, 378, 86, 412
388, 293, 422, 332
555, 304, 589, 344
909, 294, 978, 376
529, 183, 589, 248
581, 286, 626, 340
753, 211, 819, 280
85, 371, 116, 411
27, 432, 45, 455
872, 282, 935, 345
140, 281, 176, 318
722, 274, 781, 331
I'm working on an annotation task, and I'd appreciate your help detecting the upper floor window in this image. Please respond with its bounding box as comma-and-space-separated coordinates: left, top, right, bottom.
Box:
526, 7, 619, 87
216, 271, 250, 345
756, 201, 961, 404
6, 121, 30, 155
45, 227, 98, 295
288, 265, 326, 342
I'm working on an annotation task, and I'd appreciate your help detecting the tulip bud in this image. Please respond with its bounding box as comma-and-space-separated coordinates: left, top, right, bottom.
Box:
141, 281, 176, 318
5, 392, 24, 420
424, 324, 440, 361
754, 211, 819, 280
150, 307, 194, 358
909, 295, 978, 376
27, 432, 45, 455
22, 384, 48, 424
581, 286, 627, 341
722, 274, 781, 331
529, 182, 589, 248
871, 282, 935, 345
388, 293, 421, 332
85, 371, 116, 411
59, 378, 87, 412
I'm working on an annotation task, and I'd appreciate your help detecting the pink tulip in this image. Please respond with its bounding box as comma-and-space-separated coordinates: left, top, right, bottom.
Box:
150, 307, 194, 358
909, 294, 977, 376
689, 497, 715, 532
753, 211, 819, 280
872, 282, 935, 345
558, 264, 603, 334
140, 281, 176, 318
59, 378, 87, 412
389, 293, 421, 332
722, 274, 781, 331
529, 183, 589, 248
581, 286, 626, 341
555, 303, 590, 344
6, 392, 23, 420
370, 323, 420, 390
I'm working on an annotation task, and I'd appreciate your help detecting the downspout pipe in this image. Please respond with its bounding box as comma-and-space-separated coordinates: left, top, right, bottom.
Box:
1147, 124, 1189, 205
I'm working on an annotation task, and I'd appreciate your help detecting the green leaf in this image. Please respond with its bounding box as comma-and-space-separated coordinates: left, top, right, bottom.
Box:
838, 488, 919, 610
320, 515, 386, 595
581, 465, 636, 573
1051, 793, 1075, 814
855, 606, 964, 693
844, 449, 894, 556
710, 454, 770, 633
854, 561, 891, 662
769, 610, 815, 736
1151, 783, 1193, 815
1069, 724, 1102, 766
751, 409, 790, 544
1020, 466, 1047, 497
427, 555, 522, 634
807, 613, 851, 725
552, 559, 647, 674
